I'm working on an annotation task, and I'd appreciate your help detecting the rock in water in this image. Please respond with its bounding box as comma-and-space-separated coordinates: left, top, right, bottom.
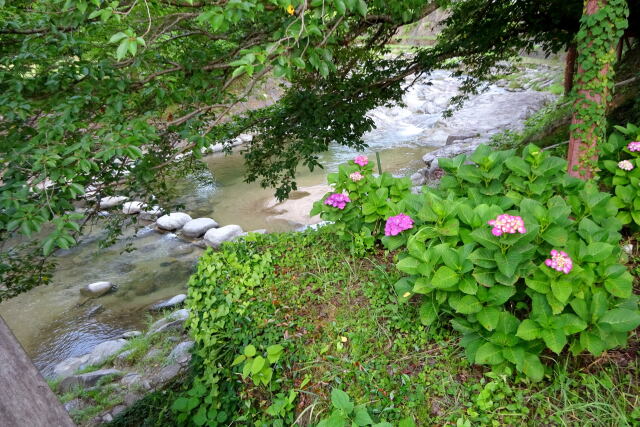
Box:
122, 201, 144, 214
139, 205, 162, 221
203, 225, 244, 248
147, 308, 190, 336
182, 218, 218, 237
149, 294, 187, 311
122, 330, 142, 339
85, 339, 128, 366
58, 369, 122, 393
99, 196, 128, 209
156, 213, 192, 231
80, 281, 115, 298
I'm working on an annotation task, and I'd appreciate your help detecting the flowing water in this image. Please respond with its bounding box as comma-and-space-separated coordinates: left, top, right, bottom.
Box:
0, 70, 557, 376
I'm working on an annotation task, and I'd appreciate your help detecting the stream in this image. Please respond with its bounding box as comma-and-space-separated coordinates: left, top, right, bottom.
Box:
0, 69, 558, 376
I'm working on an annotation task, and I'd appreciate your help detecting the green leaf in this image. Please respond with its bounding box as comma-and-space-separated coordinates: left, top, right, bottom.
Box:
474, 342, 504, 365
109, 32, 128, 43
331, 389, 354, 413
550, 281, 572, 304
356, 0, 367, 16
353, 405, 373, 426
599, 309, 640, 332
244, 344, 256, 357
604, 271, 633, 298
505, 157, 530, 176
419, 300, 438, 326
453, 295, 482, 314
431, 266, 459, 289
231, 355, 246, 366
522, 353, 544, 381
542, 226, 568, 246
494, 250, 522, 278
555, 313, 587, 335
516, 319, 541, 341
116, 39, 129, 60
396, 256, 420, 275
580, 331, 607, 356
541, 328, 566, 354
251, 356, 265, 374
477, 306, 500, 331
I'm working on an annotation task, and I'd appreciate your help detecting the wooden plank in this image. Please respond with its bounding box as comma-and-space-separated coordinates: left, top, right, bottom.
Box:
0, 315, 75, 427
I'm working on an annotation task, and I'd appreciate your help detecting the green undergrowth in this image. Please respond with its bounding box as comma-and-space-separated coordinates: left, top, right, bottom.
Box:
167, 230, 638, 426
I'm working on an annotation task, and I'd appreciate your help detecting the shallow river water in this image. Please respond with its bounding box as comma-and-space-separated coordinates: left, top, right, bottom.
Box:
0, 69, 556, 375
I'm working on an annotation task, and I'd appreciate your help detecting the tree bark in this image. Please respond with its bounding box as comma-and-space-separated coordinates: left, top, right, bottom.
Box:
0, 316, 75, 427
564, 43, 577, 95
567, 0, 627, 179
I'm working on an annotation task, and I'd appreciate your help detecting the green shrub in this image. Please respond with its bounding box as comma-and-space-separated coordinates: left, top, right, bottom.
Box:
599, 123, 640, 226
311, 155, 412, 252
316, 144, 640, 381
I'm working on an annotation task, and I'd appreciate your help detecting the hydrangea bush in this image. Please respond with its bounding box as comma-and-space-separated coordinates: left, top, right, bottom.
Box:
311, 155, 413, 250
600, 123, 640, 226
314, 144, 640, 381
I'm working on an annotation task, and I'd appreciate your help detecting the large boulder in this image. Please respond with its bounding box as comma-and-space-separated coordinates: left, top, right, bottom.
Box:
99, 196, 128, 209
80, 281, 115, 298
156, 213, 192, 231
203, 225, 244, 248
122, 201, 145, 214
182, 218, 218, 237
85, 339, 128, 366
149, 294, 187, 311
53, 354, 90, 379
58, 369, 122, 393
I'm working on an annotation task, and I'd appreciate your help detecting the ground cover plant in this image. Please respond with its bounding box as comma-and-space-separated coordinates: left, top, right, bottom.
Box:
149, 224, 639, 426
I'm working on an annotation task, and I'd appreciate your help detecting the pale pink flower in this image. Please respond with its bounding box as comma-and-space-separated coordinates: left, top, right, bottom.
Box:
385, 213, 414, 236
618, 160, 634, 171
488, 214, 526, 237
544, 249, 573, 274
354, 155, 369, 167
350, 171, 364, 182
627, 141, 640, 152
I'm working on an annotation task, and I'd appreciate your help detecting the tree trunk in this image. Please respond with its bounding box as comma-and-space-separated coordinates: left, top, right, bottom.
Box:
0, 316, 75, 427
564, 43, 577, 95
567, 0, 629, 179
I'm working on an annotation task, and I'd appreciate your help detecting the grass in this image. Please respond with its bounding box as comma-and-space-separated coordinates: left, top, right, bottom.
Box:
115, 230, 638, 425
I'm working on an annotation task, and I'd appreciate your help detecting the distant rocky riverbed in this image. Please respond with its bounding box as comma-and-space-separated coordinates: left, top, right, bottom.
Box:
0, 64, 561, 379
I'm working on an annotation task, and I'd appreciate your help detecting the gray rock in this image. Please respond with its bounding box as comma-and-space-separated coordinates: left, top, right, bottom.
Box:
445, 134, 479, 145
53, 355, 90, 379
156, 213, 192, 231
111, 405, 127, 417
139, 205, 162, 221
150, 364, 184, 387
117, 350, 134, 362
103, 414, 113, 423
120, 373, 142, 386
80, 281, 115, 298
251, 229, 268, 234
182, 218, 218, 237
149, 294, 187, 311
238, 133, 253, 143
143, 348, 163, 361
99, 196, 128, 209
168, 341, 194, 364
122, 330, 142, 339
58, 369, 123, 393
63, 398, 84, 413
147, 308, 190, 336
168, 244, 195, 257
122, 201, 145, 214
85, 304, 104, 317
203, 224, 244, 248
85, 339, 128, 366
124, 392, 143, 407
410, 172, 426, 186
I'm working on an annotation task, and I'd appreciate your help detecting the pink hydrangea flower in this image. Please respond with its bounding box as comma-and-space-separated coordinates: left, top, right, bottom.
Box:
488, 214, 526, 236
324, 193, 350, 210
544, 249, 573, 274
385, 213, 414, 236
618, 160, 634, 171
627, 141, 640, 152
354, 155, 369, 167
350, 171, 364, 182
